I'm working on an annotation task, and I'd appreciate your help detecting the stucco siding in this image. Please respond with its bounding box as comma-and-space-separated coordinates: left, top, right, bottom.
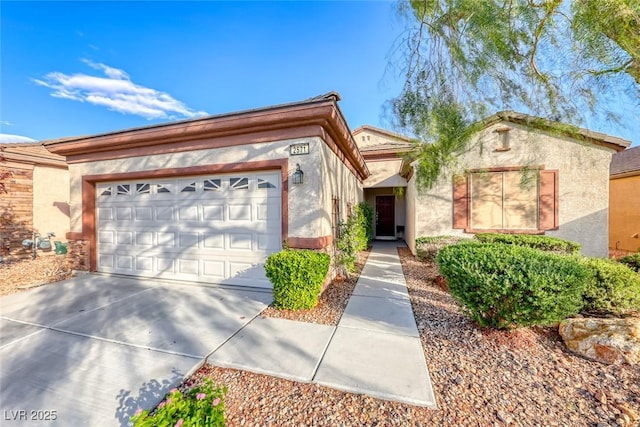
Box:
363, 159, 406, 188
33, 165, 70, 242
411, 122, 615, 257
609, 174, 640, 252
68, 137, 331, 241
318, 140, 363, 237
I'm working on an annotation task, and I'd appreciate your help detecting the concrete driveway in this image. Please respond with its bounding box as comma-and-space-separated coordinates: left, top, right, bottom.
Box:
0, 274, 272, 426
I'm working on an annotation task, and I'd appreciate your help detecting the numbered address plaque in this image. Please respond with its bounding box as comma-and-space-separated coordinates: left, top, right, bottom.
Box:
290, 142, 309, 156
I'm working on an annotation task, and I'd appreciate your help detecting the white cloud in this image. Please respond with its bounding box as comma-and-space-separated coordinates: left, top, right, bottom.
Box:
33, 60, 208, 120
0, 134, 37, 143
0, 121, 13, 126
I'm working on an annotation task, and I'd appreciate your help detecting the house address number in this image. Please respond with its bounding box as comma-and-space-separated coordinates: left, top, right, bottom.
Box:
290, 143, 309, 156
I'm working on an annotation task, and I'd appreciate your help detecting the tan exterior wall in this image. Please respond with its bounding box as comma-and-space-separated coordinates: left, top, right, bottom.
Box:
409, 122, 615, 257
68, 136, 361, 244
609, 174, 640, 253
318, 140, 364, 237
33, 165, 70, 242
363, 158, 407, 188
354, 129, 407, 150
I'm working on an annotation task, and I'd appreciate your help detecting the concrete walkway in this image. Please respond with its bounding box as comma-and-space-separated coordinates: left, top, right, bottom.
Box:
208, 241, 437, 407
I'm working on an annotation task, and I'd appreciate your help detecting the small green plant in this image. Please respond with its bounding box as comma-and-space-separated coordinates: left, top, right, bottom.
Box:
474, 233, 581, 254
131, 378, 226, 427
265, 249, 330, 310
415, 235, 466, 262
581, 258, 640, 315
336, 205, 370, 273
437, 243, 589, 329
355, 201, 374, 244
618, 253, 640, 273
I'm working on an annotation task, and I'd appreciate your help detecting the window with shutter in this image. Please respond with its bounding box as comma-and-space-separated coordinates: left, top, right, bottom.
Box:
452, 168, 559, 232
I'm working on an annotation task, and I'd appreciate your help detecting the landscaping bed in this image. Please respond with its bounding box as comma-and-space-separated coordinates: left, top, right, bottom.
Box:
0, 255, 72, 296
260, 250, 369, 326
189, 247, 639, 426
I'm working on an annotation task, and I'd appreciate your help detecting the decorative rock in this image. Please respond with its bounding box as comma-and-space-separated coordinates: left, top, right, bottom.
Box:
558, 317, 640, 365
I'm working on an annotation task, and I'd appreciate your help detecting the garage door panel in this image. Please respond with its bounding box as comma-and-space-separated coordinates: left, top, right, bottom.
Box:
134, 207, 153, 221
179, 232, 200, 248
96, 172, 281, 287
135, 231, 153, 246
156, 206, 174, 221
203, 233, 224, 249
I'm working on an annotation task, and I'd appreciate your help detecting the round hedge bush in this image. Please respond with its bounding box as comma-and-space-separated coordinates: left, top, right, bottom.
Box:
581, 258, 640, 315
265, 249, 330, 310
436, 243, 590, 328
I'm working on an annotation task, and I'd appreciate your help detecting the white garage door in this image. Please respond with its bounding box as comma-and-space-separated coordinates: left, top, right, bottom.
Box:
96, 172, 282, 288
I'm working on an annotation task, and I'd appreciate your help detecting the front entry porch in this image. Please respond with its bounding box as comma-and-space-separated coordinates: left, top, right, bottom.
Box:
364, 188, 406, 241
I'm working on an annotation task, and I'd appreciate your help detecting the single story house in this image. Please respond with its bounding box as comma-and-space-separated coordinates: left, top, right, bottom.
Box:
40, 94, 630, 288
44, 93, 367, 288
609, 146, 640, 253
0, 143, 69, 260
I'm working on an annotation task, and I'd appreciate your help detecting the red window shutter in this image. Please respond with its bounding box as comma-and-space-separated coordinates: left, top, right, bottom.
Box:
539, 170, 559, 230
452, 175, 469, 229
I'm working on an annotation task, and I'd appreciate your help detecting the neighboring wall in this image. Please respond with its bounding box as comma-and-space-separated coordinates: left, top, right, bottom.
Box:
0, 162, 34, 259
409, 122, 615, 257
609, 174, 640, 253
33, 165, 70, 242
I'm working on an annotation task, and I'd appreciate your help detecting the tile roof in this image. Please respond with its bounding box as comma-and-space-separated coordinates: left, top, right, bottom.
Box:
1, 143, 67, 168
611, 145, 640, 176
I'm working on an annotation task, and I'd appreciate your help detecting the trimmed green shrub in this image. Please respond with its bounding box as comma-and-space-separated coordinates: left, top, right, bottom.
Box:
474, 233, 581, 254
415, 235, 467, 262
437, 243, 589, 328
581, 258, 640, 315
265, 249, 330, 310
618, 253, 640, 273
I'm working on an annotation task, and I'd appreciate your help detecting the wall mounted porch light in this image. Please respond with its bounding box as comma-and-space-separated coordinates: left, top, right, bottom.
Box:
292, 163, 304, 185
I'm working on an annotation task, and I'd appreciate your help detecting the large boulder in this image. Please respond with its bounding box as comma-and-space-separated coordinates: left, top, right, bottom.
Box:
559, 317, 640, 365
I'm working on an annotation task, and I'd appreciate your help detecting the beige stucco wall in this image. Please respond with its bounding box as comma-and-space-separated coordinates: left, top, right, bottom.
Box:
33, 165, 70, 243
409, 122, 615, 257
405, 174, 417, 253
68, 136, 362, 244
354, 129, 406, 150
362, 159, 407, 188
318, 140, 364, 237
609, 174, 640, 253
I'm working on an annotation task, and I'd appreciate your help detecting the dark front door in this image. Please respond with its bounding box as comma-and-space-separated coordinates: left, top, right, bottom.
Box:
375, 196, 395, 237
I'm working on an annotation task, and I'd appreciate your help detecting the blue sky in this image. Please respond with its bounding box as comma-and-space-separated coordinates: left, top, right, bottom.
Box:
1, 1, 637, 146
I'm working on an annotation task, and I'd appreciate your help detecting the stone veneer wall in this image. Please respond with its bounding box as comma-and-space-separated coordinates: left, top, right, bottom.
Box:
1, 166, 34, 260
65, 240, 90, 271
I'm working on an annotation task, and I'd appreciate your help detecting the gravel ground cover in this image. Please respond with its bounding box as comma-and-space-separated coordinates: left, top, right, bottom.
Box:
189, 247, 639, 427
0, 255, 71, 296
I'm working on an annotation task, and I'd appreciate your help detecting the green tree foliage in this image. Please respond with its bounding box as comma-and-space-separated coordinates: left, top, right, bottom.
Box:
393, 0, 639, 189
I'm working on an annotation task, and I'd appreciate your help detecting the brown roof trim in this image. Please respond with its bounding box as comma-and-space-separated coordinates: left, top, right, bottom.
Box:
352, 125, 412, 142
43, 94, 369, 181
1, 144, 67, 168
483, 111, 631, 152
362, 147, 415, 161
